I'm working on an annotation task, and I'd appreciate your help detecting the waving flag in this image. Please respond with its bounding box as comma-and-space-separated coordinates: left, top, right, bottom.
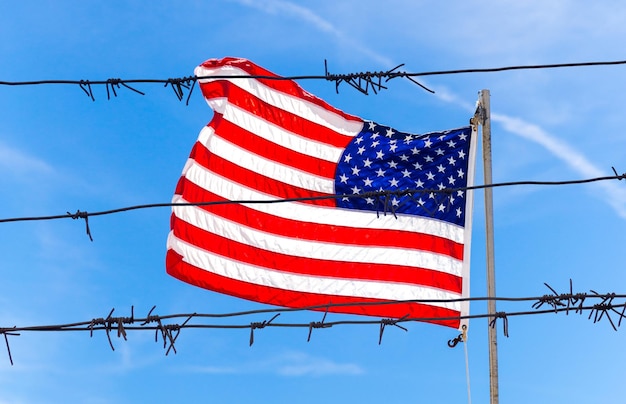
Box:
166, 57, 477, 329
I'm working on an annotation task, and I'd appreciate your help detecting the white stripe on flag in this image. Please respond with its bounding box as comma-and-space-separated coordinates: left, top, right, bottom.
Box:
219, 103, 347, 162
167, 232, 462, 311
195, 65, 364, 137
204, 131, 335, 194
172, 198, 463, 275
179, 162, 465, 243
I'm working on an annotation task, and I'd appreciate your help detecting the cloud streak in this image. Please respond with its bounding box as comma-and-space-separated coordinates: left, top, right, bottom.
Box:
434, 87, 626, 219
0, 142, 54, 178
233, 0, 626, 220
232, 0, 394, 67
491, 112, 626, 219
275, 351, 364, 376
186, 351, 364, 377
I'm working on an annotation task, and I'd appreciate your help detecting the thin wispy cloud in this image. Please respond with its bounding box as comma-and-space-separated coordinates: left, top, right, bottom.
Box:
92, 341, 166, 375
186, 351, 364, 377
431, 86, 626, 219
0, 142, 54, 178
232, 0, 394, 67
186, 365, 239, 374
491, 113, 626, 218
233, 0, 626, 220
275, 351, 364, 376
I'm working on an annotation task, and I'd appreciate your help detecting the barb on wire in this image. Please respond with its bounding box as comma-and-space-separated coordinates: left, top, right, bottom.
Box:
612, 166, 625, 181
588, 290, 618, 331
532, 283, 567, 312
1, 328, 19, 366
249, 313, 280, 346
378, 315, 408, 345
89, 308, 114, 350
137, 306, 195, 355
163, 313, 195, 355
324, 60, 434, 94
141, 306, 159, 326
383, 65, 435, 93
67, 210, 93, 241
619, 305, 626, 328
489, 312, 509, 338
307, 309, 331, 342
146, 309, 169, 350
105, 78, 145, 100
79, 80, 95, 101
164, 76, 197, 105
532, 279, 588, 315
88, 307, 136, 351
525, 280, 626, 333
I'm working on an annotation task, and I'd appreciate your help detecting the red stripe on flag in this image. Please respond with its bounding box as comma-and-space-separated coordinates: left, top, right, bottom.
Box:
176, 177, 464, 260
197, 57, 362, 125
199, 82, 356, 149
170, 214, 462, 292
166, 248, 461, 328
205, 114, 338, 179
183, 151, 335, 207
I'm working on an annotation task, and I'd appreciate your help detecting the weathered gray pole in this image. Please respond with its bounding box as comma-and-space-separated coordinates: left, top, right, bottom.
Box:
478, 89, 499, 404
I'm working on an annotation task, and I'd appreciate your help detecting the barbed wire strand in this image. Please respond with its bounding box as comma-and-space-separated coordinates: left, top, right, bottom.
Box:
3, 59, 626, 100
3, 282, 626, 365
0, 173, 624, 241
3, 60, 626, 366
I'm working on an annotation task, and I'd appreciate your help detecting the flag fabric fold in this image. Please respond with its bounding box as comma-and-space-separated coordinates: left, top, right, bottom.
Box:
166, 57, 477, 329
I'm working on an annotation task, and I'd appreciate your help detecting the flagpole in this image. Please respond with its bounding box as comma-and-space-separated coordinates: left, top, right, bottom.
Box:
476, 89, 499, 404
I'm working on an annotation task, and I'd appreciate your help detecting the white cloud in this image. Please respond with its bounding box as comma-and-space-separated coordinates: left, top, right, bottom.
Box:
275, 351, 364, 376
0, 142, 54, 178
491, 113, 626, 219
231, 0, 626, 220
91, 340, 166, 374
433, 88, 626, 219
491, 113, 603, 177
433, 87, 477, 112
186, 350, 364, 376
186, 365, 239, 374
376, 2, 626, 61
231, 0, 394, 67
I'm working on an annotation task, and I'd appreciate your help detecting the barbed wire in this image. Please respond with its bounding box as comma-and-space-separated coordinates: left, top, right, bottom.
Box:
4, 59, 626, 368
2, 281, 626, 365
0, 173, 623, 241
2, 59, 626, 100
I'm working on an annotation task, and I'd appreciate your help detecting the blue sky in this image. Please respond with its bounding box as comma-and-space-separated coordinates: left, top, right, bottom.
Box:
2, 1, 626, 403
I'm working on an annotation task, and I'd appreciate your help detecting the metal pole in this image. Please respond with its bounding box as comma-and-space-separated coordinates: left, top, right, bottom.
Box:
478, 89, 499, 404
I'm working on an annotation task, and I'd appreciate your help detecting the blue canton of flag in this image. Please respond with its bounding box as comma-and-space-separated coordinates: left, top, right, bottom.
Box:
335, 121, 473, 227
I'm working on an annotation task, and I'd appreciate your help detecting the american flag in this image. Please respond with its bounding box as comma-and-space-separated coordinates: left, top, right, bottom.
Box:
166, 57, 477, 329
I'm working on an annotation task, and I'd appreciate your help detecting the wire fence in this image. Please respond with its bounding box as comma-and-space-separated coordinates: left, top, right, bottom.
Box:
1, 173, 624, 241
3, 59, 626, 366
2, 281, 626, 365
2, 59, 626, 101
